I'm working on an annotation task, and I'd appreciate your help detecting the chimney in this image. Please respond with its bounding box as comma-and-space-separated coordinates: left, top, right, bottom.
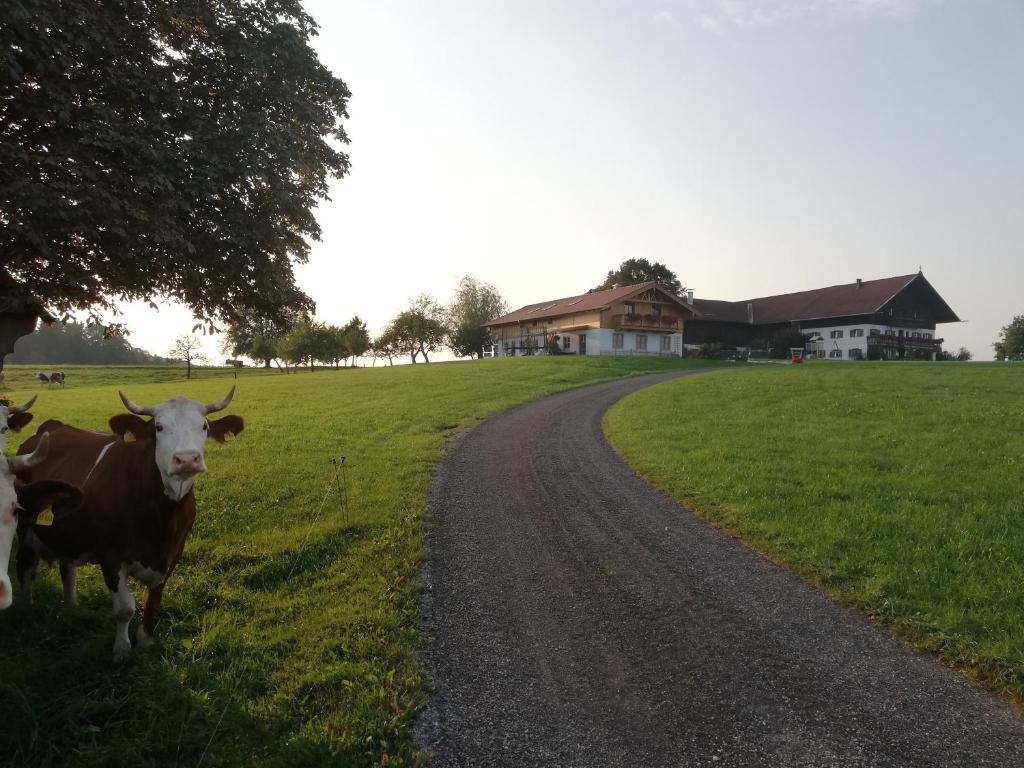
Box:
856, 278, 862, 288
747, 302, 754, 325
686, 289, 694, 305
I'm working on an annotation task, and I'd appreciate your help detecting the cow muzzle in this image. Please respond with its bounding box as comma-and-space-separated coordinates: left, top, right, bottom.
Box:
0, 576, 11, 611
169, 451, 207, 476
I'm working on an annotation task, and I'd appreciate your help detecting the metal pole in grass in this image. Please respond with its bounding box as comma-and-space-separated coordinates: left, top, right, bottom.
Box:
331, 456, 349, 524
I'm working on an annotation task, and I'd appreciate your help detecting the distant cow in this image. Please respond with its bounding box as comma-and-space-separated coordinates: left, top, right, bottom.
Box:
36, 372, 65, 387
1, 435, 81, 610
15, 387, 243, 660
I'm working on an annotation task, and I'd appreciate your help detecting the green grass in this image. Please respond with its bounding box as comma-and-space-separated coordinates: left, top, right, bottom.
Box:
605, 361, 1024, 706
0, 356, 724, 768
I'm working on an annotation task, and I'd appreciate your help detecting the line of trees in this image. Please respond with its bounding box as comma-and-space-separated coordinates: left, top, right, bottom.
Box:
9, 322, 173, 365
222, 276, 508, 369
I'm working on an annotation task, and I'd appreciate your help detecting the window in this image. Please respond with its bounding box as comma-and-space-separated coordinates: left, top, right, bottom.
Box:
636, 334, 647, 351
612, 333, 624, 350
623, 302, 635, 316
650, 305, 661, 318
912, 332, 921, 339
848, 348, 864, 360
924, 333, 932, 339
869, 328, 880, 336
660, 335, 672, 352
850, 329, 864, 338
829, 349, 842, 358
563, 335, 571, 351
830, 330, 844, 339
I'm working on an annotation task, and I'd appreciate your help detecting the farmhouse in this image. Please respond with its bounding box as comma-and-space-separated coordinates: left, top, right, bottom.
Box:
685, 271, 960, 361
484, 281, 698, 356
486, 272, 959, 360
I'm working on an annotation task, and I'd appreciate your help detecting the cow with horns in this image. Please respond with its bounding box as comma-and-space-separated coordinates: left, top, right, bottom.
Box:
2, 434, 82, 610
14, 387, 244, 660
3, 396, 79, 610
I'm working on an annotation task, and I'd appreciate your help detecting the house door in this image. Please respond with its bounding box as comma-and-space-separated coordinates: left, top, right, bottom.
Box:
578, 334, 587, 355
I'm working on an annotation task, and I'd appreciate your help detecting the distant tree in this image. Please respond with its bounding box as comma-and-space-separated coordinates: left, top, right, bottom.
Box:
277, 321, 329, 372
994, 316, 1024, 361
373, 326, 399, 366
221, 308, 301, 368
446, 276, 508, 359
169, 334, 208, 380
389, 295, 448, 363
9, 322, 171, 364
595, 259, 683, 295
2, 1, 351, 330
939, 346, 973, 362
341, 316, 372, 365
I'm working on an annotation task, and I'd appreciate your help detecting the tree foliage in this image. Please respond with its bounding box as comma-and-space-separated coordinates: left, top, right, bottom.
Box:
2, 0, 350, 326
446, 276, 507, 359
8, 321, 171, 364
994, 316, 1024, 361
169, 333, 208, 379
387, 295, 447, 364
596, 258, 683, 295
221, 307, 302, 368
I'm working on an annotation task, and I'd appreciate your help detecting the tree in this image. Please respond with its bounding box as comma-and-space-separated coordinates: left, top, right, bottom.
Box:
221, 308, 301, 368
939, 346, 973, 362
373, 326, 399, 366
2, 1, 351, 328
389, 295, 448, 363
994, 316, 1024, 361
595, 259, 683, 295
169, 334, 208, 380
9, 321, 172, 365
341, 316, 371, 365
446, 276, 508, 359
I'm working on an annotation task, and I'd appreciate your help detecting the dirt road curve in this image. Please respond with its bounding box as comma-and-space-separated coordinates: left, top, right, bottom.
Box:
416, 370, 1024, 767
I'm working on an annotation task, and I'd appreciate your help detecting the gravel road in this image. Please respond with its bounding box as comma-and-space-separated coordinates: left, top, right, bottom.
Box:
416, 370, 1024, 767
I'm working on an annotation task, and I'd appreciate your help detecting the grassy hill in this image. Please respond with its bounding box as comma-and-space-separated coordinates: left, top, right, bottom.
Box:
605, 361, 1024, 707
0, 357, 722, 768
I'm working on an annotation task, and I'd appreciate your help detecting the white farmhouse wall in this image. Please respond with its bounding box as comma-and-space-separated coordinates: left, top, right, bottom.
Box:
803, 323, 938, 360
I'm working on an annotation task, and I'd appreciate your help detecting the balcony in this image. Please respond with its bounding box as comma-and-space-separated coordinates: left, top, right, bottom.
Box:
612, 313, 680, 331
867, 334, 943, 350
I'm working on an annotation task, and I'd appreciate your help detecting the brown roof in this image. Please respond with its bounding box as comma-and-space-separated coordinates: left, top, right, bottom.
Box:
691, 273, 959, 326
485, 281, 697, 326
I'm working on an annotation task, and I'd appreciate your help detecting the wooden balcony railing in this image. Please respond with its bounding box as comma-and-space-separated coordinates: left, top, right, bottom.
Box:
612, 314, 680, 331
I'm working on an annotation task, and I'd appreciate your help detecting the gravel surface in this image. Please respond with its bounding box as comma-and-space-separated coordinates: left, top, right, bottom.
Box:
416, 370, 1024, 767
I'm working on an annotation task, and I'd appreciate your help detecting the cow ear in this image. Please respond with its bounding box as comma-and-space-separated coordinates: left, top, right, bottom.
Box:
8, 412, 33, 432
16, 480, 82, 519
109, 414, 154, 441
208, 415, 244, 443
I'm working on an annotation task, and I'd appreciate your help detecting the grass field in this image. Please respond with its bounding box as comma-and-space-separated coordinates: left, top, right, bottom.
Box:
0, 356, 723, 768
605, 362, 1024, 706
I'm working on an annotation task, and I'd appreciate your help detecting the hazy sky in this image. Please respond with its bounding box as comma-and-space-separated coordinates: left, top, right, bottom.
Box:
118, 0, 1024, 360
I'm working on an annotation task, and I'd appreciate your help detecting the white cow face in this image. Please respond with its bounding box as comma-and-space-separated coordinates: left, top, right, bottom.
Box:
110, 388, 244, 502
0, 396, 37, 454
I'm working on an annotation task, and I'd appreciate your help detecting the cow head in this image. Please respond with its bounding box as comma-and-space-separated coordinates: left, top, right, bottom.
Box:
0, 396, 37, 453
109, 387, 244, 501
1, 434, 79, 610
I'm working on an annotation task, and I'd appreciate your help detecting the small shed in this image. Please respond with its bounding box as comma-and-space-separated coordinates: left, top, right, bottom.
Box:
0, 271, 55, 375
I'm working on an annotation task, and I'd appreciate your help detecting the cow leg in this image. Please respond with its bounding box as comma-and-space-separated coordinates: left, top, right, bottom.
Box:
16, 542, 39, 607
60, 562, 78, 606
137, 583, 164, 647
104, 563, 135, 662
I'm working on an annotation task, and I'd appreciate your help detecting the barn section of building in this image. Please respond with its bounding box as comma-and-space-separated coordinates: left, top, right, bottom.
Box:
483, 281, 699, 357
684, 272, 960, 360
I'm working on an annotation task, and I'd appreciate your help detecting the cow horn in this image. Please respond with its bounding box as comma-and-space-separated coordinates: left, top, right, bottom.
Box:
119, 391, 155, 416
8, 433, 49, 473
205, 386, 235, 414
7, 395, 37, 414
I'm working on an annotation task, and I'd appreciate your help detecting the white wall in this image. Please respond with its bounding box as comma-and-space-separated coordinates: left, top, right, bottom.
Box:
803, 323, 938, 360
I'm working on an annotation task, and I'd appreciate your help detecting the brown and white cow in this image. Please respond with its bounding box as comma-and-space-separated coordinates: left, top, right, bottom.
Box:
15, 387, 243, 660
1, 435, 82, 610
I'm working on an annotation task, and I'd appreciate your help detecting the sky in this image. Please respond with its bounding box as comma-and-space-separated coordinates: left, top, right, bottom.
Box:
117, 0, 1024, 361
